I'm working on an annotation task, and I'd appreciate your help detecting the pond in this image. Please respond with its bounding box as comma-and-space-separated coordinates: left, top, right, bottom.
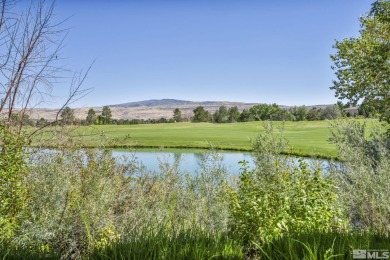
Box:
111, 148, 330, 175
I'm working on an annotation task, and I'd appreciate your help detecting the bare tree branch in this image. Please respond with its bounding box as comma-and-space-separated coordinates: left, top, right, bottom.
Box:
29, 61, 94, 138
0, 0, 93, 136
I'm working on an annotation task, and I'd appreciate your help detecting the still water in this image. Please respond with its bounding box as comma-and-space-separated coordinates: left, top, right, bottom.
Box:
111, 148, 328, 175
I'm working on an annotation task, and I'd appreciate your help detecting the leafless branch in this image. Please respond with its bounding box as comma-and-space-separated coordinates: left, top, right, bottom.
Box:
0, 0, 93, 136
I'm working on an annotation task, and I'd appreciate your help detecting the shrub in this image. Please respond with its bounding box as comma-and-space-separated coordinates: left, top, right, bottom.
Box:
0, 126, 30, 243
2, 143, 231, 258
228, 123, 348, 252
329, 120, 390, 234
16, 149, 134, 258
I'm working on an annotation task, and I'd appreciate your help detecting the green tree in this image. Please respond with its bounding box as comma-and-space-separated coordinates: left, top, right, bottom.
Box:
227, 106, 241, 122
102, 106, 112, 125
173, 108, 182, 122
307, 108, 321, 121
289, 106, 308, 121
320, 105, 342, 120
10, 113, 34, 127
86, 108, 96, 125
96, 115, 104, 125
239, 109, 252, 122
192, 106, 211, 122
213, 106, 228, 123
36, 118, 48, 127
60, 107, 74, 125
158, 117, 168, 123
271, 109, 294, 121
336, 101, 347, 117
331, 0, 390, 123
249, 104, 280, 121
357, 103, 375, 118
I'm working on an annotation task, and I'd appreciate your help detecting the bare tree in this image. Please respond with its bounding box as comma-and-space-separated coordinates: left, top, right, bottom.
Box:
0, 0, 91, 134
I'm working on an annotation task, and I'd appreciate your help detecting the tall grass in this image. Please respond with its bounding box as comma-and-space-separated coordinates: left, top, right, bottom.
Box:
90, 231, 243, 260
258, 232, 390, 260
2, 231, 390, 259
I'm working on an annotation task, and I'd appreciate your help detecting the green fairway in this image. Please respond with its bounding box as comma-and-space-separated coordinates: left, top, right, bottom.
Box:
64, 121, 343, 158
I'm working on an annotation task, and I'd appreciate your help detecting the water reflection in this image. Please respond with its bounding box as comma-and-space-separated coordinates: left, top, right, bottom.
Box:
111, 149, 329, 175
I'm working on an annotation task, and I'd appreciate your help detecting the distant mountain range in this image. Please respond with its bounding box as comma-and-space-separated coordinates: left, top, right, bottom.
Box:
21, 99, 358, 120
110, 99, 194, 107
110, 99, 259, 108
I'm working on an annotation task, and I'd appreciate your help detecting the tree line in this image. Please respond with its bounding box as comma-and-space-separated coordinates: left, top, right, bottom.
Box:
190, 103, 349, 123
24, 103, 367, 127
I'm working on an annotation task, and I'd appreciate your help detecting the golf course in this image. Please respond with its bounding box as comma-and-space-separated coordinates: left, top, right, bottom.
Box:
55, 120, 371, 159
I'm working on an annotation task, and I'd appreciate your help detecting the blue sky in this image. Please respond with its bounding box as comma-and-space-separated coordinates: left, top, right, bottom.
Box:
50, 0, 375, 107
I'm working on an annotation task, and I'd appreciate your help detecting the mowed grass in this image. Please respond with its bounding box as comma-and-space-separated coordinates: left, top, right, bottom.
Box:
67, 121, 340, 158
32, 119, 382, 158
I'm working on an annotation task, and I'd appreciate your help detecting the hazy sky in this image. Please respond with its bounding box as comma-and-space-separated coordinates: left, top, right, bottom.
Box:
48, 0, 375, 107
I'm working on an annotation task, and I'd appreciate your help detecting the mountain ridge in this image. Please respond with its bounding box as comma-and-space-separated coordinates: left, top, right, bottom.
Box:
110, 99, 259, 108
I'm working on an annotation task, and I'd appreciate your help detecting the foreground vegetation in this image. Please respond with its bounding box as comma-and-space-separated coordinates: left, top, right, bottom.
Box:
2, 119, 390, 259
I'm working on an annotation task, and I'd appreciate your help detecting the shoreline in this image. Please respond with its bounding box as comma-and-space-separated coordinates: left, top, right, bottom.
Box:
29, 143, 337, 160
